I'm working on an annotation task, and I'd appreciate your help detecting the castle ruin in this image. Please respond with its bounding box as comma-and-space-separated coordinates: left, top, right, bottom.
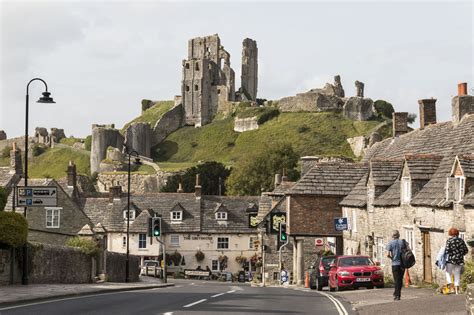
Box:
181, 34, 258, 127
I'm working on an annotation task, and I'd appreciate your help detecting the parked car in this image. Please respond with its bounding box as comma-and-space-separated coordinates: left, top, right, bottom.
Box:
328, 255, 384, 291
309, 255, 337, 291
140, 260, 161, 277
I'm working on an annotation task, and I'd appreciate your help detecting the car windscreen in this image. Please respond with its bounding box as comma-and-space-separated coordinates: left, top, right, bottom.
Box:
339, 257, 373, 267
321, 257, 336, 268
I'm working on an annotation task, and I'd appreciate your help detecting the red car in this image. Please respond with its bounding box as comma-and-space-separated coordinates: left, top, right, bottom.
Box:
328, 255, 384, 291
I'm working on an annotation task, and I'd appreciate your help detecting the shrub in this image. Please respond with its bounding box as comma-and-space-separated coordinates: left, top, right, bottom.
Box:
1, 145, 12, 158
0, 187, 7, 211
0, 212, 28, 248
195, 250, 205, 262
31, 144, 47, 157
461, 260, 474, 291
257, 108, 280, 124
297, 125, 310, 133
374, 100, 394, 119
66, 237, 100, 257
84, 135, 92, 151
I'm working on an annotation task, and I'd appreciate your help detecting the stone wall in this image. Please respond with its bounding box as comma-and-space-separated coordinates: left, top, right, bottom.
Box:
346, 136, 367, 158
90, 124, 124, 174
105, 251, 140, 282
152, 104, 185, 146
124, 122, 152, 157
241, 38, 258, 101
467, 284, 474, 315
234, 117, 259, 132
278, 92, 344, 112
97, 170, 178, 193
0, 248, 22, 285
343, 97, 374, 121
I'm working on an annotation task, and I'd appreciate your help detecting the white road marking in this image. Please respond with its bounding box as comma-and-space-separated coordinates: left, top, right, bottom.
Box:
211, 292, 226, 298
183, 298, 207, 308
226, 290, 236, 294
163, 312, 173, 315
316, 291, 348, 315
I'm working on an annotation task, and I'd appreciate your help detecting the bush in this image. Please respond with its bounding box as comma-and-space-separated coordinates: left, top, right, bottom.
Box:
461, 261, 474, 291
84, 135, 92, 151
297, 125, 310, 133
195, 250, 205, 262
31, 144, 47, 157
1, 145, 12, 158
66, 237, 100, 257
374, 100, 394, 119
0, 187, 7, 211
257, 108, 280, 124
0, 212, 28, 248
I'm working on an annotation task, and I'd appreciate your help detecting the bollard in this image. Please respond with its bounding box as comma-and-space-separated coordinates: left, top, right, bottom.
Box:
305, 271, 310, 288
404, 269, 411, 288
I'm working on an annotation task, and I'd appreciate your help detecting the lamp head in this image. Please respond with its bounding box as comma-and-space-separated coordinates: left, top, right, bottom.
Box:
37, 91, 55, 103
133, 157, 142, 165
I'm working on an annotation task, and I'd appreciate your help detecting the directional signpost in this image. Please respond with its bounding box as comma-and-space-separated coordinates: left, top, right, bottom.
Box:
16, 186, 58, 207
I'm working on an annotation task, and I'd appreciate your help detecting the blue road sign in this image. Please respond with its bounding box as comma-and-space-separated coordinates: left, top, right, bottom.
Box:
334, 217, 348, 231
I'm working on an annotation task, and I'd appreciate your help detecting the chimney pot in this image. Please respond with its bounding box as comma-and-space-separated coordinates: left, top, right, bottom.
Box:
274, 174, 282, 188
418, 99, 437, 129
195, 174, 202, 198
458, 82, 467, 96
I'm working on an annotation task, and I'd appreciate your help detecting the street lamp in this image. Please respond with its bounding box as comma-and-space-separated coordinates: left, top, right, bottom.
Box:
23, 78, 55, 285
125, 149, 141, 282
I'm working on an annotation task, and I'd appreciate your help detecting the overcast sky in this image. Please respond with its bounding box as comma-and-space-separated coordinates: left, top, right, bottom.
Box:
1, 0, 472, 138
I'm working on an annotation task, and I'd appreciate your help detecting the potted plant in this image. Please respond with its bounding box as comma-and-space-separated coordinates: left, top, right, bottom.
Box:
195, 250, 205, 262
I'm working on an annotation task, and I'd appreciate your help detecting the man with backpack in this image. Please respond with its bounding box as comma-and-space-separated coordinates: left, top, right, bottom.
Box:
386, 230, 413, 300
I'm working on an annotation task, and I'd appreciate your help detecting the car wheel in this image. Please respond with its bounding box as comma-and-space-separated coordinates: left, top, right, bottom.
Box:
368, 285, 374, 289
376, 284, 385, 289
316, 277, 323, 291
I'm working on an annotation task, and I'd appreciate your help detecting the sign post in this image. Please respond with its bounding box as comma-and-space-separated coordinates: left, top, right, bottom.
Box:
16, 186, 58, 207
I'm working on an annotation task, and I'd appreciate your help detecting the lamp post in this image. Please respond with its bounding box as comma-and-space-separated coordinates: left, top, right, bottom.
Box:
23, 78, 55, 285
125, 149, 141, 282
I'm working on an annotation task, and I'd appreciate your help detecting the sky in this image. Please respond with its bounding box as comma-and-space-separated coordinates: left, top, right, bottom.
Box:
0, 0, 472, 138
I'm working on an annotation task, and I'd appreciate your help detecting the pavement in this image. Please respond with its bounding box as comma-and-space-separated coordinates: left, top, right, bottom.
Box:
0, 276, 174, 308
331, 286, 466, 315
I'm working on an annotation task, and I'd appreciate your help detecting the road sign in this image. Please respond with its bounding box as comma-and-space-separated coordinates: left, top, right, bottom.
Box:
334, 217, 348, 231
315, 238, 324, 246
16, 186, 58, 207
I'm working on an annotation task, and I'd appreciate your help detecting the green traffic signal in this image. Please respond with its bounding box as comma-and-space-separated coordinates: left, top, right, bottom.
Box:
153, 218, 161, 237
279, 223, 287, 242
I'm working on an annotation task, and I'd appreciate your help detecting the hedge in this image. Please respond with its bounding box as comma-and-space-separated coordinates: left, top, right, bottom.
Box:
0, 211, 28, 247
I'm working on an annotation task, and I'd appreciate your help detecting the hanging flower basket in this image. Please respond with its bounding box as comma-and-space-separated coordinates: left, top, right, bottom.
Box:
218, 255, 228, 269
170, 250, 182, 266
235, 255, 247, 264
467, 239, 474, 248
195, 250, 205, 262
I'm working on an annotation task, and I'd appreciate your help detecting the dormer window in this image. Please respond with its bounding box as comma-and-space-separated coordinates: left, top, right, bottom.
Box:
454, 176, 465, 202
171, 210, 183, 222
401, 177, 411, 204
215, 212, 227, 220
123, 210, 136, 221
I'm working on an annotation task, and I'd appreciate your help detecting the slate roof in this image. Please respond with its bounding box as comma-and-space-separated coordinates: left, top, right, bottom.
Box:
256, 193, 272, 223
270, 181, 296, 196
462, 191, 474, 206
458, 155, 474, 178
339, 173, 368, 207
405, 154, 443, 180
373, 179, 401, 207
370, 159, 403, 186
288, 163, 368, 196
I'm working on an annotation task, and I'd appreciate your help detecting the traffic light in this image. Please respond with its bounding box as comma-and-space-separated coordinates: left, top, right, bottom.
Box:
152, 217, 161, 237
279, 222, 287, 242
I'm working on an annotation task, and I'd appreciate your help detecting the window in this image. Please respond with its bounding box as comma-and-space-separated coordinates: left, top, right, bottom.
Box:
123, 210, 135, 221
170, 234, 180, 246
46, 208, 60, 228
401, 177, 411, 204
404, 227, 415, 257
249, 236, 258, 249
138, 234, 147, 249
185, 85, 190, 92
460, 232, 465, 240
194, 85, 199, 91
122, 236, 127, 248
195, 63, 200, 71
211, 259, 220, 271
185, 63, 189, 69
217, 237, 229, 249
352, 209, 357, 232
454, 176, 465, 202
376, 237, 384, 265
171, 211, 182, 222
215, 212, 227, 220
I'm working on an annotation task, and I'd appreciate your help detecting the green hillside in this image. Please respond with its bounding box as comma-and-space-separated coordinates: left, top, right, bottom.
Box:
121, 100, 174, 132
28, 147, 91, 179
154, 112, 387, 170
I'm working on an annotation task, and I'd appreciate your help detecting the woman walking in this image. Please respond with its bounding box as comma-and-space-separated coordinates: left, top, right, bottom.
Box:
445, 227, 469, 294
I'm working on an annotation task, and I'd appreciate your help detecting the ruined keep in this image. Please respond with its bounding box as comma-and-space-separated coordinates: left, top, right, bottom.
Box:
181, 34, 258, 127
241, 38, 258, 101
90, 124, 124, 174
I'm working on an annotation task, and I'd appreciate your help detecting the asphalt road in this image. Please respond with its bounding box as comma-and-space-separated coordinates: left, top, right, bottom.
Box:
0, 280, 353, 315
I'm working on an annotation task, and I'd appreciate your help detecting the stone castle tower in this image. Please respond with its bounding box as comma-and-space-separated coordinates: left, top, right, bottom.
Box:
181, 34, 258, 127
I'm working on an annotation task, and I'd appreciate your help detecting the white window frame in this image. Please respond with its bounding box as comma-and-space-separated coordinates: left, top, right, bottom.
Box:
46, 207, 61, 228
459, 232, 465, 240
171, 210, 183, 222
211, 259, 220, 271
376, 237, 384, 266
215, 212, 227, 220
170, 234, 180, 246
352, 209, 357, 233
217, 237, 229, 249
404, 227, 415, 258
454, 176, 465, 202
138, 233, 147, 249
123, 210, 136, 221
401, 177, 411, 204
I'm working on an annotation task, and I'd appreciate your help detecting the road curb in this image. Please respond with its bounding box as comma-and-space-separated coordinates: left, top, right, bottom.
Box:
0, 283, 175, 308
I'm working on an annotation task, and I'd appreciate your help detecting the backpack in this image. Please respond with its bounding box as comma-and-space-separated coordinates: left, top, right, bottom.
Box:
401, 239, 416, 269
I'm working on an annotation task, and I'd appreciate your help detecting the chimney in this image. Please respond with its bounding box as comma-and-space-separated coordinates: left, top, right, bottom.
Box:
177, 182, 183, 193
452, 82, 474, 125
418, 98, 437, 129
109, 185, 122, 202
282, 168, 288, 182
458, 82, 467, 96
9, 142, 22, 175
67, 160, 77, 188
195, 174, 202, 199
274, 174, 282, 188
392, 112, 408, 137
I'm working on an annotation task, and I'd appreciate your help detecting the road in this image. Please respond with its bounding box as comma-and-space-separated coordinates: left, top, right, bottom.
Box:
0, 280, 352, 315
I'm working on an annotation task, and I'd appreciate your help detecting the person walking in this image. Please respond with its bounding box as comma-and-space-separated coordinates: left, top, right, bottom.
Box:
386, 230, 406, 300
445, 227, 469, 294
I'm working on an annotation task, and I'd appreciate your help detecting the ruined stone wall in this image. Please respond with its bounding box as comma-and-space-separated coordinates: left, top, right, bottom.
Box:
241, 38, 258, 101
343, 97, 374, 121
234, 117, 259, 132
182, 58, 212, 126
124, 122, 152, 157
97, 170, 178, 194
90, 124, 124, 174
152, 104, 185, 146
278, 92, 343, 112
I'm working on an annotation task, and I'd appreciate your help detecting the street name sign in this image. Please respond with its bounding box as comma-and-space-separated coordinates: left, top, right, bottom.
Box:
16, 186, 58, 207
334, 217, 348, 231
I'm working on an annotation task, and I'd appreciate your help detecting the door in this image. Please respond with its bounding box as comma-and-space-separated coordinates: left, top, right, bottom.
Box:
422, 231, 432, 283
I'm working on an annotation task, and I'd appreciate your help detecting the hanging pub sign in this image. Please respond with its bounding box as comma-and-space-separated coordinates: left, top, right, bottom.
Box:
248, 213, 259, 228
270, 212, 286, 234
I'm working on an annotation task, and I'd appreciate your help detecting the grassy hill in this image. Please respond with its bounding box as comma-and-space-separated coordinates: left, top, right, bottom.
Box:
28, 147, 91, 179
121, 100, 174, 132
153, 111, 388, 171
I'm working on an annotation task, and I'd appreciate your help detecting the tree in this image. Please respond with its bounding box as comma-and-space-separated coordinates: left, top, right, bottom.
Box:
0, 187, 7, 211
407, 113, 417, 125
226, 143, 299, 196
374, 100, 394, 119
161, 161, 231, 195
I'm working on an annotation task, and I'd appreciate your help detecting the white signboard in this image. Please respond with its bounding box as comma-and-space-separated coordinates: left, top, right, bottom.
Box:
16, 186, 58, 207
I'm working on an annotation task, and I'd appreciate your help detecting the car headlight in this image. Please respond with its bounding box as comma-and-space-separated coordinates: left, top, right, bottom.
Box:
338, 271, 350, 276
374, 270, 384, 275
